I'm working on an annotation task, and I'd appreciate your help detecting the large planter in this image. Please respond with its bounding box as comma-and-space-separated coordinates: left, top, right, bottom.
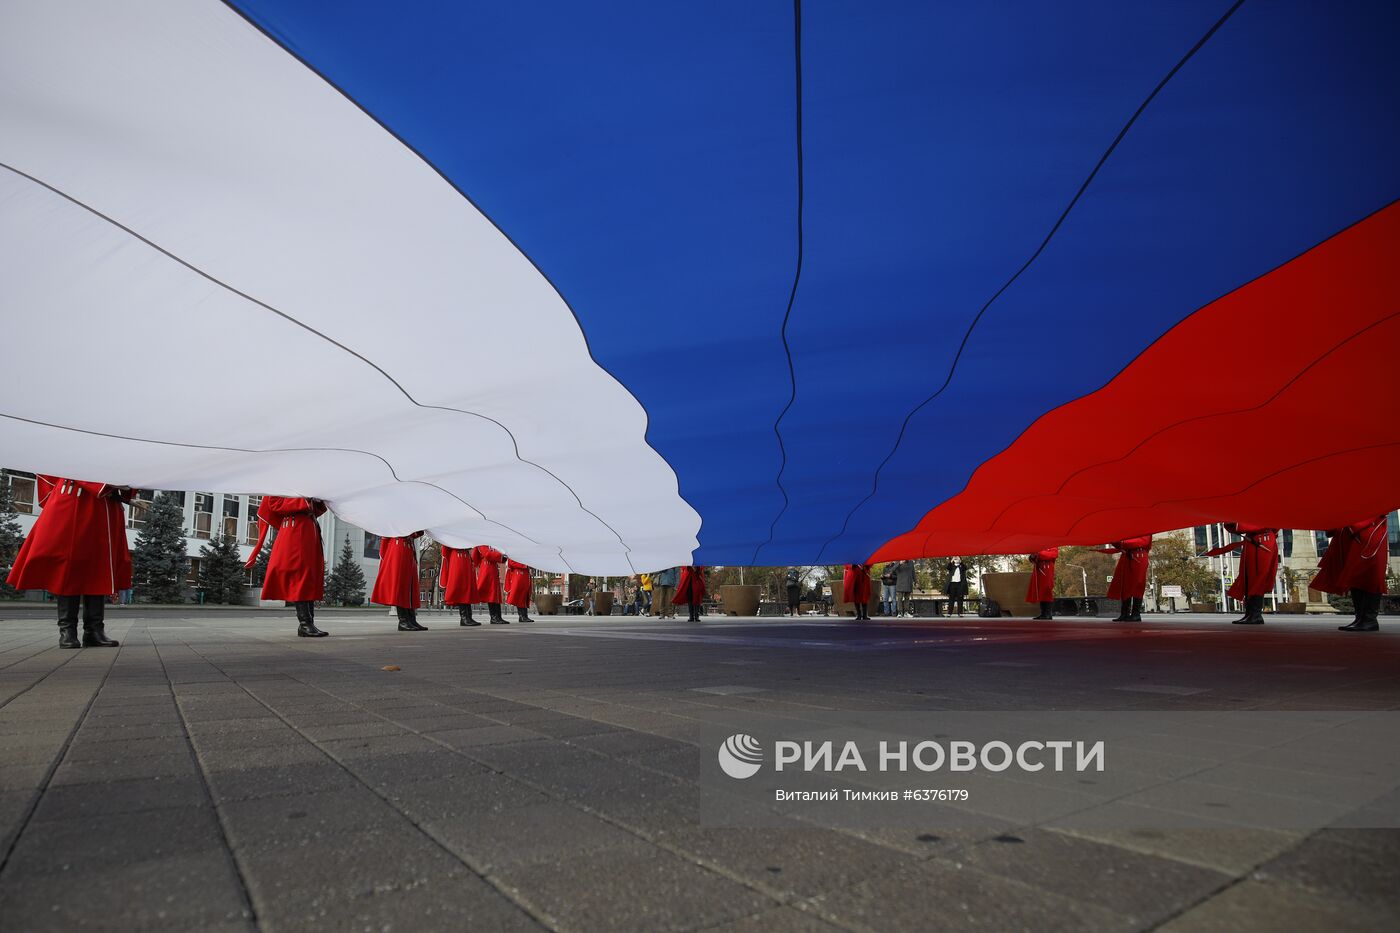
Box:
830, 581, 881, 617
980, 572, 1038, 617
718, 584, 760, 617
593, 592, 614, 616
534, 593, 563, 616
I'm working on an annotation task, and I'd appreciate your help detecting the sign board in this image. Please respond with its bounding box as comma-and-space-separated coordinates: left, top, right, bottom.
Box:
1161, 585, 1184, 598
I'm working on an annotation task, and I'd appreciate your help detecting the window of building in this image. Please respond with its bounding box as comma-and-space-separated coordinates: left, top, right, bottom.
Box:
2, 470, 37, 514
127, 489, 157, 529
245, 495, 262, 545
192, 493, 213, 540
363, 534, 380, 559
1389, 512, 1400, 558
221, 495, 240, 539
1193, 526, 1208, 551
1315, 530, 1330, 557
1281, 528, 1293, 558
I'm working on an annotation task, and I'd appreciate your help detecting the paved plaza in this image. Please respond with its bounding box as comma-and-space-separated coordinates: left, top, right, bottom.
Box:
1, 608, 1397, 932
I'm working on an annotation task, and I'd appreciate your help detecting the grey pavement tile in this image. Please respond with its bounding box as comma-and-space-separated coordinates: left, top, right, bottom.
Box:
1157, 879, 1393, 933
1048, 823, 1300, 875
342, 749, 491, 788
218, 786, 409, 851
705, 906, 847, 932
522, 716, 623, 739
426, 799, 649, 871
0, 762, 51, 792
493, 846, 774, 933
382, 772, 551, 822
663, 826, 916, 899
957, 827, 1230, 925
569, 730, 694, 759
1253, 833, 1400, 915
4, 807, 226, 874
426, 723, 547, 748
809, 860, 1135, 932
50, 749, 196, 786
64, 735, 191, 762
30, 775, 206, 822
0, 850, 251, 932
1119, 780, 1356, 830
317, 733, 441, 760
183, 716, 286, 735
203, 760, 362, 803
255, 873, 545, 932
294, 718, 408, 741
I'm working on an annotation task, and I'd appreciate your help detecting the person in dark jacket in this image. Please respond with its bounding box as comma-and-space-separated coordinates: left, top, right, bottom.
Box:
945, 559, 969, 617
785, 567, 802, 617
895, 560, 916, 617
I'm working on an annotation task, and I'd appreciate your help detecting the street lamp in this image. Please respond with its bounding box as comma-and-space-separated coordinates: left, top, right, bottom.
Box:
1062, 562, 1090, 615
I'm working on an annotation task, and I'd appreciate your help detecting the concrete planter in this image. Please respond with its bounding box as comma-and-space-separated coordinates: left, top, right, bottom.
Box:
593, 592, 614, 616
980, 572, 1038, 617
718, 584, 760, 616
534, 593, 563, 615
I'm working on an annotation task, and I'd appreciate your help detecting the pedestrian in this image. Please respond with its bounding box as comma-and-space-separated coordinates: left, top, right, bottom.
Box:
1204, 523, 1279, 625
372, 531, 427, 630
441, 544, 480, 626
1096, 536, 1153, 622
945, 559, 969, 617
673, 565, 707, 622
844, 563, 872, 621
474, 545, 507, 623
244, 495, 329, 638
584, 577, 596, 616
654, 566, 679, 619
895, 559, 915, 617
1312, 516, 1389, 632
7, 476, 133, 648
639, 573, 654, 616
504, 558, 535, 623
880, 563, 898, 616
1027, 548, 1058, 620
785, 567, 802, 617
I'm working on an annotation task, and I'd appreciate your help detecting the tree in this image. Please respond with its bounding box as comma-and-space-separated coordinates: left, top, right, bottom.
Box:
199, 531, 248, 605
325, 535, 367, 606
1053, 546, 1117, 597
249, 532, 272, 587
131, 492, 189, 603
1149, 531, 1218, 606
0, 482, 24, 599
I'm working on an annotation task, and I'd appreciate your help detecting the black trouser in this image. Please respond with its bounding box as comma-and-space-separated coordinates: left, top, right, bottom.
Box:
949, 593, 964, 615
787, 587, 801, 615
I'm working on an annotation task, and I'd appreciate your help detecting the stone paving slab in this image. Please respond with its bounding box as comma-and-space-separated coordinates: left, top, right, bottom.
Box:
0, 610, 1397, 931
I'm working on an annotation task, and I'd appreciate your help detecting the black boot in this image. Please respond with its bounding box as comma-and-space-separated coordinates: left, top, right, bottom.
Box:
397, 607, 427, 631
1339, 591, 1380, 632
57, 595, 81, 649
1034, 601, 1054, 621
81, 595, 119, 647
459, 604, 481, 627
1234, 595, 1265, 625
1126, 597, 1143, 622
296, 601, 328, 637
688, 603, 700, 623
516, 605, 534, 623
488, 602, 509, 624
1112, 598, 1129, 621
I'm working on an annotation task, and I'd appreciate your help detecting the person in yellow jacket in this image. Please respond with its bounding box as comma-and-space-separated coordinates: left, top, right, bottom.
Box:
639, 573, 654, 617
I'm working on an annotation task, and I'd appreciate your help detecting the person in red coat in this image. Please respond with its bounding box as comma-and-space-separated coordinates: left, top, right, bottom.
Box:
844, 564, 872, 621
1312, 516, 1390, 632
245, 495, 329, 638
1204, 523, 1279, 625
7, 476, 132, 648
440, 545, 480, 626
372, 531, 427, 631
673, 565, 708, 622
503, 559, 535, 623
474, 545, 507, 624
1096, 535, 1152, 622
1027, 547, 1059, 620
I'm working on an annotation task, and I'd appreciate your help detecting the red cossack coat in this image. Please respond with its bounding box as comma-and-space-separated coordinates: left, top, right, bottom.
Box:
371, 532, 422, 609
1098, 536, 1152, 600
7, 477, 134, 597
843, 564, 871, 605
673, 565, 708, 604
1026, 547, 1059, 602
246, 496, 326, 602
440, 546, 477, 605
1205, 524, 1279, 599
474, 546, 504, 602
504, 560, 532, 608
1311, 516, 1389, 595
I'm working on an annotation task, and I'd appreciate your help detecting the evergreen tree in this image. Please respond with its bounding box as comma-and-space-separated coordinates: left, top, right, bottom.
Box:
131, 492, 189, 603
199, 531, 248, 605
324, 535, 366, 606
0, 481, 25, 599
250, 530, 273, 588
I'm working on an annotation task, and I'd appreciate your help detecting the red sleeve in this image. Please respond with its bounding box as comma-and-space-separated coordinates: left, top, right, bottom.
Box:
35, 475, 59, 506
1203, 542, 1241, 557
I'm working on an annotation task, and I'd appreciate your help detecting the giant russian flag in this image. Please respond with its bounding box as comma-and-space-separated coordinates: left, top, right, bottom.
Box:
2, 1, 1397, 573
